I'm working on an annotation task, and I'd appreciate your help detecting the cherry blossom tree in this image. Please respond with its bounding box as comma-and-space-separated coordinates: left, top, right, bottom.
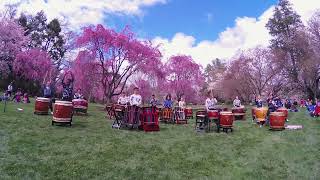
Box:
76, 24, 162, 103
0, 18, 28, 79
13, 48, 52, 82
165, 55, 205, 103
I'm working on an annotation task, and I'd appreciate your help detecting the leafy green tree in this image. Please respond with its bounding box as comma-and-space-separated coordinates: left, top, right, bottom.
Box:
18, 11, 66, 75
266, 0, 304, 83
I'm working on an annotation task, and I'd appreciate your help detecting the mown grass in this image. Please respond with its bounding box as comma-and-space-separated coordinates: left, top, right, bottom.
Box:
0, 100, 319, 180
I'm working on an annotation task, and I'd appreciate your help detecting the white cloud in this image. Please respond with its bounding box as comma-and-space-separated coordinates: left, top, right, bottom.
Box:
153, 0, 320, 66
0, 0, 166, 29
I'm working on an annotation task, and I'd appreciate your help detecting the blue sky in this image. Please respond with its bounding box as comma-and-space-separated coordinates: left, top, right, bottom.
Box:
1, 0, 319, 65
107, 0, 277, 42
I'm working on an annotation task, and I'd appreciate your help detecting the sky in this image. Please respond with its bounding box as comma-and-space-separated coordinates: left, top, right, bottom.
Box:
1, 0, 320, 66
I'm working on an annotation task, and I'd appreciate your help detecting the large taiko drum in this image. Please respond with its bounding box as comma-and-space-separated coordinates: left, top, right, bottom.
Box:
276, 107, 288, 120
161, 108, 173, 123
255, 107, 268, 123
34, 97, 50, 115
72, 99, 88, 114
269, 112, 286, 130
219, 111, 234, 128
184, 107, 193, 119
232, 106, 245, 120
53, 101, 73, 125
207, 110, 219, 120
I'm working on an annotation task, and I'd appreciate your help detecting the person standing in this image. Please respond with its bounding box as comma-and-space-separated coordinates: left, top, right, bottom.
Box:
205, 93, 213, 111
163, 94, 174, 108
233, 96, 241, 107
149, 94, 158, 107
255, 95, 263, 108
7, 82, 13, 97
61, 72, 74, 102
43, 81, 54, 114
129, 87, 142, 106
118, 92, 128, 105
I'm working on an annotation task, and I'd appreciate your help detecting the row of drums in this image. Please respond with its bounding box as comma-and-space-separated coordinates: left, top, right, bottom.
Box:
252, 107, 288, 130
34, 97, 89, 126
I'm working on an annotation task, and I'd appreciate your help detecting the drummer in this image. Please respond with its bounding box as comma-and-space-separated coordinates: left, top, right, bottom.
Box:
163, 94, 174, 108
149, 94, 158, 107
255, 95, 263, 108
73, 88, 84, 99
129, 87, 142, 107
43, 81, 54, 114
118, 92, 128, 105
205, 93, 214, 111
61, 73, 74, 102
233, 96, 241, 107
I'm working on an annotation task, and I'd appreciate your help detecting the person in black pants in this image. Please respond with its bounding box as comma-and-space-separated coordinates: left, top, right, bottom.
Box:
61, 72, 74, 102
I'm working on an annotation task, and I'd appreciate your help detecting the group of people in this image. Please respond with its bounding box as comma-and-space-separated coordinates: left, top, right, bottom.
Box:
42, 72, 86, 114
0, 82, 30, 103
117, 89, 187, 111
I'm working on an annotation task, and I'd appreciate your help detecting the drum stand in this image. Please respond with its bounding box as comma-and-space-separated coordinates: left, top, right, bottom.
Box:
112, 110, 124, 129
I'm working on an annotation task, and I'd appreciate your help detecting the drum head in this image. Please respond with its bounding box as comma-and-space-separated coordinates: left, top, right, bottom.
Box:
36, 97, 50, 102
270, 112, 285, 116
55, 101, 73, 106
220, 111, 233, 115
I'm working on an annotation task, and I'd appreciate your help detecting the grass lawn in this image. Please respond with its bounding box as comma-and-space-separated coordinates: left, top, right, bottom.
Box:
0, 100, 319, 180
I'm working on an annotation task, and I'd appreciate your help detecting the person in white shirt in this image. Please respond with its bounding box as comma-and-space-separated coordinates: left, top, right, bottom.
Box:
7, 82, 13, 97
205, 93, 214, 111
129, 87, 142, 106
73, 88, 84, 99
178, 96, 186, 119
233, 96, 241, 107
178, 97, 186, 109
212, 97, 218, 106
117, 92, 128, 105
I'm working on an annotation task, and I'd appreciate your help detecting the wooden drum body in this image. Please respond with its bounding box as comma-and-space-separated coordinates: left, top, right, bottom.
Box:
35, 97, 50, 115
219, 111, 234, 128
269, 112, 286, 130
53, 101, 73, 125
232, 106, 245, 120
255, 107, 268, 123
207, 110, 219, 120
141, 107, 159, 132
276, 107, 288, 120
184, 107, 193, 119
161, 108, 173, 123
72, 99, 88, 114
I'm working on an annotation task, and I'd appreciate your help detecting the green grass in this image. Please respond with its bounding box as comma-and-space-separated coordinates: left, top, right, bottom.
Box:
0, 101, 319, 180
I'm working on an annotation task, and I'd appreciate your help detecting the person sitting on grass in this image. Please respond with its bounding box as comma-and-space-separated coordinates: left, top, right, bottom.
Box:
23, 93, 30, 103
290, 99, 299, 112
163, 94, 173, 109
14, 88, 22, 103
285, 99, 291, 109
307, 103, 316, 117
